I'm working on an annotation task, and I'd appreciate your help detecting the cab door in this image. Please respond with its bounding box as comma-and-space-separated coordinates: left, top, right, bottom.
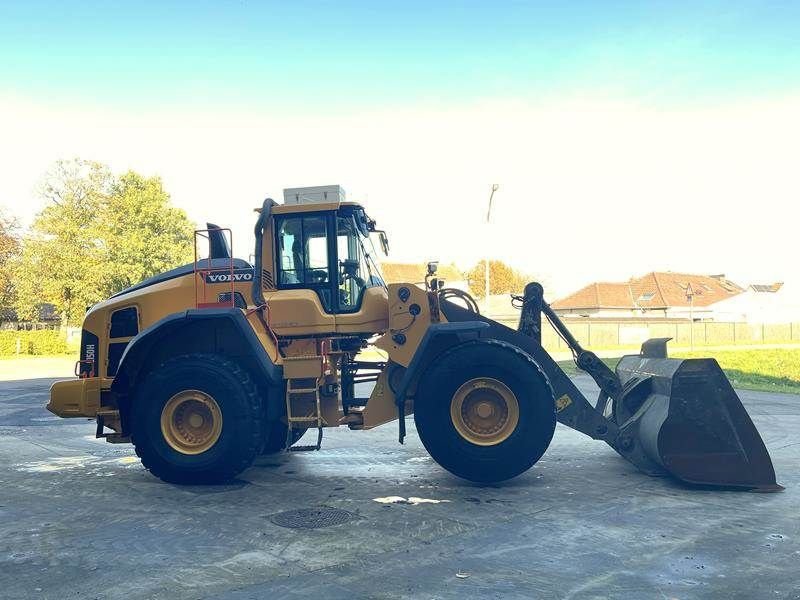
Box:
267, 211, 337, 336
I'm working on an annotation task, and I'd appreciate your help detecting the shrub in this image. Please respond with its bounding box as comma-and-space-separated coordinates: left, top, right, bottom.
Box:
0, 330, 79, 356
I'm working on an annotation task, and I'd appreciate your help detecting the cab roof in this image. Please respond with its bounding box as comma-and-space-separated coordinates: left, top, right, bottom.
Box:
268, 200, 364, 215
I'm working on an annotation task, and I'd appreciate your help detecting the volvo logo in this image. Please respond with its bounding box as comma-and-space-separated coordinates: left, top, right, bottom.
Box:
204, 270, 254, 283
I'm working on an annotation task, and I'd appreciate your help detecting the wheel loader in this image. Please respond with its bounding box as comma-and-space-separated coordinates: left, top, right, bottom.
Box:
48, 185, 781, 490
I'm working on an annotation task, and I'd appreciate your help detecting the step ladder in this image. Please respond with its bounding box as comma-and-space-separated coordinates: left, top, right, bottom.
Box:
285, 377, 324, 451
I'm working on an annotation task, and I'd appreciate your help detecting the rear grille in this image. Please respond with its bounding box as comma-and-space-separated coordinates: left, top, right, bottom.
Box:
79, 330, 100, 377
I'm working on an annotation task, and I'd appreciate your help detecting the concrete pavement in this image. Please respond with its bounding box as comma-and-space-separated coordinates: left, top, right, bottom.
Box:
0, 375, 798, 599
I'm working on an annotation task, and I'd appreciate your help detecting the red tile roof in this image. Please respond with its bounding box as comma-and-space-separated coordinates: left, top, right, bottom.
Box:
551, 282, 634, 310
552, 272, 744, 310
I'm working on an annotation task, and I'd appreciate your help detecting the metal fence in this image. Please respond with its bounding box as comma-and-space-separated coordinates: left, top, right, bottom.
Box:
0, 321, 61, 331
493, 315, 800, 351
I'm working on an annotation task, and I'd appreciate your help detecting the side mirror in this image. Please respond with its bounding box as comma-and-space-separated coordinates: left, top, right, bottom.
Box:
372, 230, 389, 255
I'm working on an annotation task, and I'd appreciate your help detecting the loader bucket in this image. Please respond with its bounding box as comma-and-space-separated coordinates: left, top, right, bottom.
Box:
615, 353, 781, 491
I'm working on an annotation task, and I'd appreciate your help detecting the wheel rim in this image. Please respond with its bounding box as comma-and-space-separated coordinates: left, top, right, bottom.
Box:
160, 390, 223, 455
450, 377, 520, 446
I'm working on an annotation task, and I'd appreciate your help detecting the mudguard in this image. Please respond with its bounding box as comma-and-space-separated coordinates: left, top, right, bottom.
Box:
111, 308, 282, 395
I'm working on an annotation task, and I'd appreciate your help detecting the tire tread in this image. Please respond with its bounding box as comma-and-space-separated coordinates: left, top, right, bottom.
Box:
131, 353, 265, 484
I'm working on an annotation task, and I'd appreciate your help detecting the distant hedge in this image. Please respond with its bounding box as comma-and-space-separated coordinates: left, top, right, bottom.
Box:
0, 330, 79, 356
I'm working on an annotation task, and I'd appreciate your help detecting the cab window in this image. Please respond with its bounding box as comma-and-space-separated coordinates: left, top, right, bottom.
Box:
275, 215, 332, 309
337, 217, 364, 311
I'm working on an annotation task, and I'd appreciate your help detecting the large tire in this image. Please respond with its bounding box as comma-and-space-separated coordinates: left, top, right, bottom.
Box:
131, 353, 265, 484
261, 421, 307, 454
414, 339, 556, 483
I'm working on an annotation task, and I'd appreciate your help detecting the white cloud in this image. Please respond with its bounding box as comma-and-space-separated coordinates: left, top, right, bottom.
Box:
1, 93, 797, 297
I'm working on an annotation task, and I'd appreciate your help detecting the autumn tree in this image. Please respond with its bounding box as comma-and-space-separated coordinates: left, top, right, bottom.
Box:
466, 260, 529, 298
15, 159, 195, 326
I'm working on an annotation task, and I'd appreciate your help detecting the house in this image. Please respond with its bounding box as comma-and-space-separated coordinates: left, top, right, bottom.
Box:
551, 281, 636, 318
0, 303, 62, 330
707, 282, 800, 323
380, 262, 468, 290
552, 272, 745, 320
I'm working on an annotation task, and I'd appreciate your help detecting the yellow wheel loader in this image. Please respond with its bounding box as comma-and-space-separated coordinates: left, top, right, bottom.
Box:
48, 185, 781, 490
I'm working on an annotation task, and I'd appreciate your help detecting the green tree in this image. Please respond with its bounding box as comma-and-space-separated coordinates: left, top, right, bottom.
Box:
0, 209, 21, 320
15, 159, 195, 326
466, 260, 529, 298
14, 160, 112, 325
102, 171, 195, 291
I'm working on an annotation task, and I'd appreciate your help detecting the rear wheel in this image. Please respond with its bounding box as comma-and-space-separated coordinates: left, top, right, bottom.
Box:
131, 354, 265, 484
414, 340, 556, 483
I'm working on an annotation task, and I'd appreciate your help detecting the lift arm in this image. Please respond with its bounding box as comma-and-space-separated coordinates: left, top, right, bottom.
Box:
515, 283, 621, 413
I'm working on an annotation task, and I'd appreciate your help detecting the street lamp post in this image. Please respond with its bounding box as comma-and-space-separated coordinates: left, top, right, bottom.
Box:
686, 283, 695, 350
485, 184, 499, 315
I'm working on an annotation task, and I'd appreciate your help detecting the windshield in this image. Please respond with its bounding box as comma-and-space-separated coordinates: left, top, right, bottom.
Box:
336, 215, 385, 311
365, 231, 385, 279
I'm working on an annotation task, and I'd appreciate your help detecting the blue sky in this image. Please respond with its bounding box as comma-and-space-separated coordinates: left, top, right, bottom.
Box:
1, 2, 799, 295
2, 1, 799, 112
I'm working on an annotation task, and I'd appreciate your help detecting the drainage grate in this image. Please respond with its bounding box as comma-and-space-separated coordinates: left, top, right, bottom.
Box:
269, 507, 355, 529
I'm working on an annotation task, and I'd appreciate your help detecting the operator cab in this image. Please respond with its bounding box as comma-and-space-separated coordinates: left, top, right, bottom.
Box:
262, 186, 390, 336
274, 203, 385, 313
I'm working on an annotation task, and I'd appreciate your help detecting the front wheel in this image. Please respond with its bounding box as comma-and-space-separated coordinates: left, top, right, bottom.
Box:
414, 340, 556, 483
131, 354, 265, 484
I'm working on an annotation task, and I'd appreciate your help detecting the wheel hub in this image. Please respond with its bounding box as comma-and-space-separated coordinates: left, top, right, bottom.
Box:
450, 377, 520, 446
476, 402, 494, 418
160, 390, 223, 455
